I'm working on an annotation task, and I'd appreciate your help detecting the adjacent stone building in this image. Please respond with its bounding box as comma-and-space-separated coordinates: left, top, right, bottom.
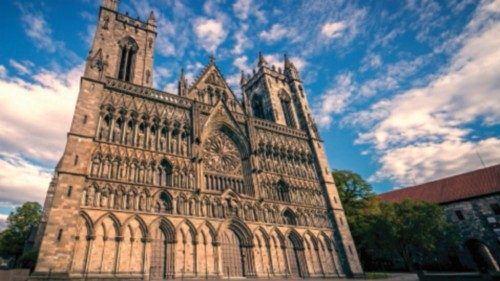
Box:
31, 0, 363, 279
380, 164, 500, 271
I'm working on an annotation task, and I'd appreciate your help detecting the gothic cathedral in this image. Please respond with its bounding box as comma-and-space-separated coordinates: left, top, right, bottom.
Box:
32, 0, 363, 279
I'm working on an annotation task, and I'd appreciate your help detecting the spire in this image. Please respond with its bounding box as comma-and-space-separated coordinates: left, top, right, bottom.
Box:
284, 53, 292, 69
240, 71, 247, 86
178, 69, 188, 96
102, 0, 119, 10
148, 11, 156, 25
258, 52, 268, 68
209, 53, 216, 65
284, 53, 300, 80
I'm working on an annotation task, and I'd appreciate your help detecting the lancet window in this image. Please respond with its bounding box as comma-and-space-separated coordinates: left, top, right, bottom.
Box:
117, 36, 138, 82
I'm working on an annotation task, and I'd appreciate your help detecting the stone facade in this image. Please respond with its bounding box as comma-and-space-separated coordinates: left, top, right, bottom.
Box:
31, 0, 363, 279
444, 194, 500, 271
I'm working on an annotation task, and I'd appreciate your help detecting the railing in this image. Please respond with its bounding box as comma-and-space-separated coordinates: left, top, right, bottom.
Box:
105, 77, 193, 108
253, 118, 308, 139
205, 173, 245, 194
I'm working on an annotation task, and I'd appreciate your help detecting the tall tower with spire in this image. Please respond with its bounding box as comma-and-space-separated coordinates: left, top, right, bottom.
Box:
31, 1, 363, 280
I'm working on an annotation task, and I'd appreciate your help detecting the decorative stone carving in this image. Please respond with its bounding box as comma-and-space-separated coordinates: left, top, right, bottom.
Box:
203, 132, 242, 174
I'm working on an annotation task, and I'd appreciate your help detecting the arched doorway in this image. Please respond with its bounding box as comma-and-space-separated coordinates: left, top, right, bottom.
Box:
286, 231, 308, 278
220, 219, 255, 277
465, 239, 500, 271
221, 229, 244, 277
150, 220, 176, 280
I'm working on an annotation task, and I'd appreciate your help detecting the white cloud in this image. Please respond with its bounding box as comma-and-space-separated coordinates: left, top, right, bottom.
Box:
233, 24, 251, 55
360, 53, 382, 72
233, 56, 252, 73
156, 66, 172, 80
259, 24, 293, 42
0, 65, 7, 78
0, 63, 83, 164
370, 138, 500, 186
233, 0, 251, 20
313, 73, 355, 127
193, 18, 228, 53
163, 82, 178, 95
233, 0, 266, 23
9, 59, 32, 75
0, 153, 51, 206
20, 10, 58, 52
348, 1, 500, 186
321, 21, 347, 38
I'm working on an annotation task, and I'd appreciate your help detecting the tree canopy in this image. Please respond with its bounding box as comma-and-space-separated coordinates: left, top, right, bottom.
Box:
0, 202, 42, 268
332, 170, 459, 271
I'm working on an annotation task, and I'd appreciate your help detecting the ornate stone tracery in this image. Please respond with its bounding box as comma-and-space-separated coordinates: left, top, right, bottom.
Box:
34, 0, 363, 278
203, 131, 242, 175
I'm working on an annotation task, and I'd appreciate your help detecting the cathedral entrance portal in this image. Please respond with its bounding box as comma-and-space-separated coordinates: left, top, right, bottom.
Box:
150, 220, 175, 280
286, 231, 308, 278
221, 229, 244, 277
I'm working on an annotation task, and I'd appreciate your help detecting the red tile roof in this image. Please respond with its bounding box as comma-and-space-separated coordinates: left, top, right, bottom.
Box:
379, 164, 500, 204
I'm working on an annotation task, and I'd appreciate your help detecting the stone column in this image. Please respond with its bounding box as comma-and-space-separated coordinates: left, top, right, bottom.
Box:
114, 236, 123, 274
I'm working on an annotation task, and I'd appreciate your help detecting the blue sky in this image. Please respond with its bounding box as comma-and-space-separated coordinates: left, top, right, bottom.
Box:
0, 0, 499, 223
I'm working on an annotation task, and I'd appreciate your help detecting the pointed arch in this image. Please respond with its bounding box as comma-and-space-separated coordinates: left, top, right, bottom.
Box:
196, 220, 217, 243
117, 36, 139, 82
94, 212, 121, 236
176, 218, 198, 243
149, 217, 176, 279
282, 208, 298, 226
78, 211, 94, 236
121, 214, 148, 238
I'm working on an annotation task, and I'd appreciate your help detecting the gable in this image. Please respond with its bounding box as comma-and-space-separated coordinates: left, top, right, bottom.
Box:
187, 63, 244, 114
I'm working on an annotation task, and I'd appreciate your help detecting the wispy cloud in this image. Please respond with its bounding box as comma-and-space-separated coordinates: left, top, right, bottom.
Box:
313, 72, 355, 127
259, 24, 294, 43
348, 0, 500, 186
19, 9, 58, 52
0, 63, 83, 164
0, 153, 51, 206
9, 59, 33, 75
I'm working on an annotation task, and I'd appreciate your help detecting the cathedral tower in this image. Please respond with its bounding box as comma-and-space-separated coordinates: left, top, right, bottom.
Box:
32, 1, 363, 280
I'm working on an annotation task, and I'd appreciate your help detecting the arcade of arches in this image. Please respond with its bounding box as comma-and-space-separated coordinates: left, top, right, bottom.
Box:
72, 212, 342, 279
32, 1, 363, 278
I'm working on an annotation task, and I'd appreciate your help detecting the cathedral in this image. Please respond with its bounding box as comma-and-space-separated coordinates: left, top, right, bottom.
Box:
32, 0, 363, 279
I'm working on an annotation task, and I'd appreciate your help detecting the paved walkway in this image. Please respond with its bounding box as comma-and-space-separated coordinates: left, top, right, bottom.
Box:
183, 273, 418, 281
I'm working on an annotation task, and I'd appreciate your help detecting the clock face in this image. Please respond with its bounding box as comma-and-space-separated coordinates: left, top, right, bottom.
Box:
203, 132, 242, 174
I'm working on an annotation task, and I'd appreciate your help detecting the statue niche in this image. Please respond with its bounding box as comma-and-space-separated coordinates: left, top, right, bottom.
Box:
202, 131, 246, 194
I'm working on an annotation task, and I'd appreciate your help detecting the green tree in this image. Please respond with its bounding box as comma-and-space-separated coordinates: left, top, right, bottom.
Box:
332, 169, 375, 217
332, 170, 459, 271
0, 202, 42, 268
359, 200, 459, 271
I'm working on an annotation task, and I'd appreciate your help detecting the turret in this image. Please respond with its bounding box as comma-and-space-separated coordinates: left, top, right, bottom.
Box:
240, 71, 247, 86
102, 0, 119, 10
178, 69, 188, 97
284, 54, 300, 81
148, 11, 156, 28
258, 52, 268, 68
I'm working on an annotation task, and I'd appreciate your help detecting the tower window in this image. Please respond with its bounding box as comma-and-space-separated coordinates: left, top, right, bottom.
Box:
117, 37, 138, 82
251, 94, 265, 119
280, 93, 295, 128
67, 186, 73, 197
455, 210, 465, 220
